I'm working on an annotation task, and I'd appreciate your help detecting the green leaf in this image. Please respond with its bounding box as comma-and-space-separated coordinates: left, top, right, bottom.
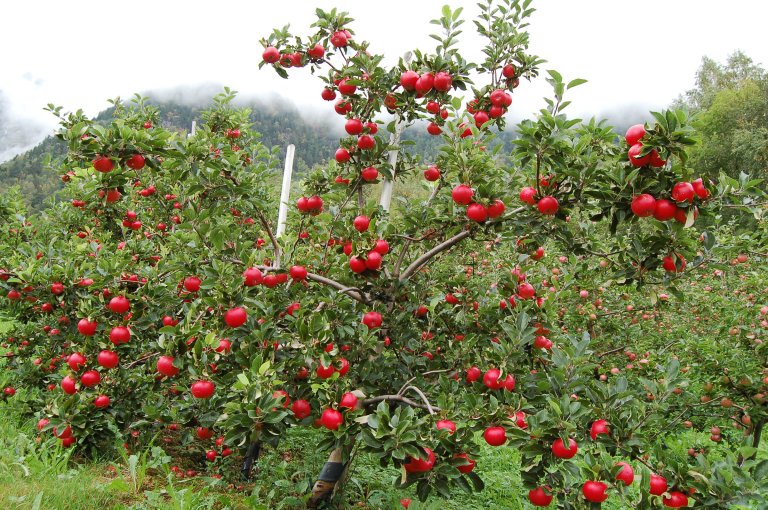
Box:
547, 69, 563, 83
739, 446, 758, 460
754, 460, 768, 480
566, 78, 587, 89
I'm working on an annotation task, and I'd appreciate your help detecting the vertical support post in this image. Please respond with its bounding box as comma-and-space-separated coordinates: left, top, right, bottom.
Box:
189, 120, 197, 138
378, 115, 405, 213
274, 144, 295, 269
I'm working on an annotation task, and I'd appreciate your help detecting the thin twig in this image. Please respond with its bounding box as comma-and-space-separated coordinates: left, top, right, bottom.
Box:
306, 272, 370, 305
257, 211, 281, 268
399, 229, 472, 282
396, 369, 454, 395
392, 183, 443, 279
403, 386, 436, 415
322, 180, 362, 265
596, 346, 625, 358
360, 394, 442, 412
124, 352, 159, 369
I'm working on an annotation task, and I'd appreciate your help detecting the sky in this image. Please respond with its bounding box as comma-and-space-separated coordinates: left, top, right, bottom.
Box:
1, 0, 767, 160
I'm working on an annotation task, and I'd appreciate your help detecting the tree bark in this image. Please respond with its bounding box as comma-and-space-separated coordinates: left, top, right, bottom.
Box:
241, 442, 261, 480
307, 445, 354, 508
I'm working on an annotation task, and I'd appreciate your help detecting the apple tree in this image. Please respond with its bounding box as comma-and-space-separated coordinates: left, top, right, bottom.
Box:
0, 0, 764, 508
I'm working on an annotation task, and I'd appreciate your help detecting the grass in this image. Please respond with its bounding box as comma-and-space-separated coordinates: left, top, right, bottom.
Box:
0, 321, 760, 509
0, 403, 532, 510
0, 410, 113, 509
0, 405, 661, 510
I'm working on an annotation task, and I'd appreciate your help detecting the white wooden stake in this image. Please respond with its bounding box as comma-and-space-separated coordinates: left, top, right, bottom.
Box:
276, 144, 295, 237
273, 144, 295, 269
379, 115, 406, 212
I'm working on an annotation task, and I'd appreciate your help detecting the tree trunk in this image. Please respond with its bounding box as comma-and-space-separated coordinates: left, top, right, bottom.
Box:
739, 419, 763, 466
307, 446, 353, 508
241, 442, 261, 480
753, 420, 764, 449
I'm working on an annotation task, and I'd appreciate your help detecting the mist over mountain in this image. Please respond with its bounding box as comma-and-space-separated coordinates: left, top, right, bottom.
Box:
0, 90, 51, 164
0, 83, 657, 212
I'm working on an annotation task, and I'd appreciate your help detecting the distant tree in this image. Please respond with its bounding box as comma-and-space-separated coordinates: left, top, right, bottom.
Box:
678, 51, 766, 112
676, 52, 768, 183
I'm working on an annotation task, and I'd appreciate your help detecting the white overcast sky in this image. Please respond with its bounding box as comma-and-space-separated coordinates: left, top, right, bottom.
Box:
1, 0, 767, 148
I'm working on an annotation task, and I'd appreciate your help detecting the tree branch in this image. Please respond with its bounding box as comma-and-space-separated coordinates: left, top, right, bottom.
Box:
392, 183, 443, 279
596, 346, 625, 358
306, 272, 371, 305
361, 394, 442, 413
403, 385, 436, 415
257, 211, 281, 268
398, 229, 472, 282
397, 207, 526, 283
124, 352, 159, 369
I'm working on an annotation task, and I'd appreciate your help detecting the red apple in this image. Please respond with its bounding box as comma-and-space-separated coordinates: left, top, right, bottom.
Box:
551, 438, 578, 459
191, 380, 215, 399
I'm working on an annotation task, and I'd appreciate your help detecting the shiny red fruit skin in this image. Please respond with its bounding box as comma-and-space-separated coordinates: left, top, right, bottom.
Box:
528, 486, 553, 506
452, 185, 474, 205
663, 491, 689, 508
653, 199, 677, 221
77, 319, 98, 336
292, 399, 311, 419
615, 462, 635, 486
108, 296, 130, 313
628, 143, 651, 167
224, 307, 247, 327
537, 196, 558, 215
487, 199, 505, 218
519, 186, 537, 205
650, 474, 668, 496
483, 426, 507, 446
625, 124, 646, 146
466, 203, 488, 222
61, 375, 77, 395
672, 181, 695, 203
320, 408, 343, 430
551, 438, 578, 459
436, 419, 456, 434
590, 419, 610, 440
582, 481, 608, 503
631, 194, 657, 217
403, 447, 435, 472
191, 380, 215, 399
109, 326, 131, 344
93, 156, 114, 173
262, 46, 280, 63
97, 350, 119, 369
157, 356, 180, 377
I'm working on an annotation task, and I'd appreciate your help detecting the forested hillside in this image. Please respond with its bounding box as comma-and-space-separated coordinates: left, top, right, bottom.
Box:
2, 50, 764, 212
0, 96, 344, 210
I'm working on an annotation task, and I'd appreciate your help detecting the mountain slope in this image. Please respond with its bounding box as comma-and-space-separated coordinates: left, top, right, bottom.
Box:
0, 94, 525, 211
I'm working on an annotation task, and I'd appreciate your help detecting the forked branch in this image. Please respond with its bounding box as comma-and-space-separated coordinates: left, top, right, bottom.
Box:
398, 229, 472, 282
397, 206, 525, 283
306, 272, 371, 305
361, 394, 442, 413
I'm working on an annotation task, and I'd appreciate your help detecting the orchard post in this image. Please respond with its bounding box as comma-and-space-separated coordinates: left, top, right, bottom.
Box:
276, 144, 296, 240
379, 115, 405, 212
